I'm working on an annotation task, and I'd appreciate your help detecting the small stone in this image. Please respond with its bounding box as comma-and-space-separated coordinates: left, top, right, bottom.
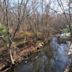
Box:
25, 61, 27, 63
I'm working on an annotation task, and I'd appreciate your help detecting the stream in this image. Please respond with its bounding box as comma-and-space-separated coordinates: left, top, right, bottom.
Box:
15, 37, 70, 72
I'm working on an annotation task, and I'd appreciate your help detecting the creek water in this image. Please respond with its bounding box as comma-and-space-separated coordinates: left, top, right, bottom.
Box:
50, 37, 70, 72
15, 37, 70, 72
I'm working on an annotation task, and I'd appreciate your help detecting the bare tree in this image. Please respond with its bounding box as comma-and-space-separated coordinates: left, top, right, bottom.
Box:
0, 0, 29, 65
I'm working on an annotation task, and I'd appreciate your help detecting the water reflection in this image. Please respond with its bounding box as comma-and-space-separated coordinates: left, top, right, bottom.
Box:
50, 37, 70, 72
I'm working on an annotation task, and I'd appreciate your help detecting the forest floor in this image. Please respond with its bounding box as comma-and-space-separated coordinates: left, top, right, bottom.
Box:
0, 35, 46, 72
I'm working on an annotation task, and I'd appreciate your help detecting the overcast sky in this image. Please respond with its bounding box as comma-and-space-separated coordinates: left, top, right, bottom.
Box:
45, 0, 68, 12
11, 0, 69, 14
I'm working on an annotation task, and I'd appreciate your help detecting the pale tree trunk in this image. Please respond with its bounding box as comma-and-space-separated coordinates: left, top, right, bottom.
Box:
9, 49, 15, 64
